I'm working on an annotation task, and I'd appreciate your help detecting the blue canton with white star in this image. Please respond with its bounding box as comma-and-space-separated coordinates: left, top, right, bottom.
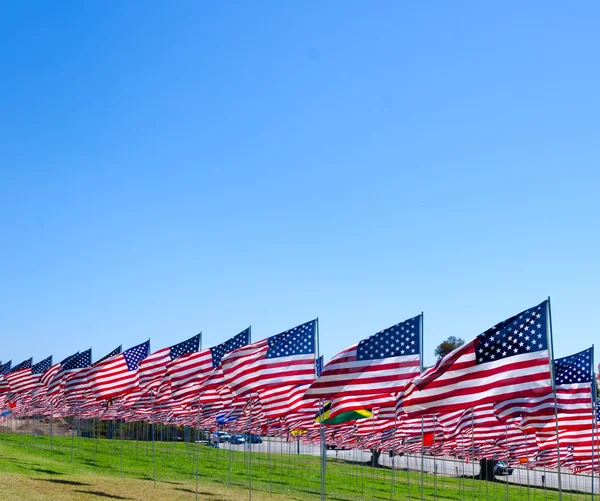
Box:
211, 328, 250, 368
124, 341, 150, 371
62, 349, 92, 371
169, 334, 200, 361
10, 358, 32, 372
356, 315, 421, 360
266, 320, 316, 358
32, 356, 53, 375
60, 352, 79, 366
0, 361, 12, 375
475, 300, 548, 365
316, 355, 324, 376
554, 347, 593, 385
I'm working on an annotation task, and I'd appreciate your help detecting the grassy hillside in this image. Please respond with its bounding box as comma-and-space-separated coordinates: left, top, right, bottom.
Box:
0, 433, 577, 501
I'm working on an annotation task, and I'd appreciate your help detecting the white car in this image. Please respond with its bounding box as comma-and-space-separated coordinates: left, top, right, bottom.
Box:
212, 431, 230, 443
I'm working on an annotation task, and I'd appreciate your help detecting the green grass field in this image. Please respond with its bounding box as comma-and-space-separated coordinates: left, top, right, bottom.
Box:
0, 433, 584, 501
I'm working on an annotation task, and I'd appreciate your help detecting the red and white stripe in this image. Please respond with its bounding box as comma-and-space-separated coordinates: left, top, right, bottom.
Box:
401, 343, 551, 415
304, 348, 419, 399
88, 354, 139, 400
222, 339, 315, 397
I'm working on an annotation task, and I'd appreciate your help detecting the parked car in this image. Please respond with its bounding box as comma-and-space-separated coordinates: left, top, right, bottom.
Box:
244, 434, 262, 444
494, 461, 514, 476
230, 434, 247, 445
212, 431, 231, 443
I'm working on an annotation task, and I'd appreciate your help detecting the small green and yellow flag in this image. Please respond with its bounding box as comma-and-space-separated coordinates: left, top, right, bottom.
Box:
314, 401, 372, 425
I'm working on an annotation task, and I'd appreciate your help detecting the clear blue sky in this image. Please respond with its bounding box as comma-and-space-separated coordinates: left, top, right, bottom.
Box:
1, 2, 598, 369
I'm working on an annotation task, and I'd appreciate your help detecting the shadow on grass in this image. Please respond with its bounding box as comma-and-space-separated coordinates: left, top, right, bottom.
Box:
31, 468, 65, 475
81, 459, 113, 469
174, 488, 218, 496
35, 478, 90, 486
73, 491, 132, 500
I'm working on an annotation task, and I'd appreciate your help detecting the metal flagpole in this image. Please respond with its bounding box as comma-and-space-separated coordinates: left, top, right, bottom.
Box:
228, 420, 233, 489
471, 408, 475, 501
151, 392, 156, 488
71, 407, 76, 463
390, 410, 397, 501
406, 442, 410, 500
591, 344, 595, 501
420, 416, 425, 501
372, 414, 376, 501
433, 416, 437, 501
50, 401, 53, 453
196, 397, 201, 500
249, 398, 254, 501
268, 423, 272, 497
504, 424, 509, 501
547, 297, 562, 501
315, 318, 326, 501
120, 417, 124, 478
94, 405, 100, 467
419, 313, 425, 501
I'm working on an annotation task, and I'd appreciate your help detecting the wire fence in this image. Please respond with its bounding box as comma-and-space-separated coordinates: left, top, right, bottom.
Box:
0, 415, 596, 501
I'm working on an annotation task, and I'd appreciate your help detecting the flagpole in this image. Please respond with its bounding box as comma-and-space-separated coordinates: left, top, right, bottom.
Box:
195, 396, 201, 500
420, 312, 425, 501
315, 318, 326, 501
547, 297, 562, 501
390, 410, 397, 501
151, 392, 156, 488
120, 416, 124, 478
50, 400, 53, 454
591, 344, 595, 501
470, 408, 475, 500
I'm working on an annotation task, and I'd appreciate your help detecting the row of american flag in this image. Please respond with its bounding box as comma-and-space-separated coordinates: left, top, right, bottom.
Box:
1, 299, 599, 472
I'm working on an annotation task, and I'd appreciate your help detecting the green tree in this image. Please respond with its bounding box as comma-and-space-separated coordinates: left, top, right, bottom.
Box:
434, 336, 465, 359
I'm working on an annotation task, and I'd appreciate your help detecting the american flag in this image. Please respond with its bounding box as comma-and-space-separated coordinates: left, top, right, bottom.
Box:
435, 404, 504, 441
494, 347, 594, 430
304, 315, 421, 399
221, 320, 317, 396
167, 329, 249, 397
5, 358, 32, 394
47, 349, 92, 397
0, 361, 10, 397
5, 356, 52, 395
40, 352, 78, 388
401, 301, 552, 415
0, 361, 11, 375
138, 334, 200, 391
64, 346, 122, 403
257, 385, 308, 420
88, 341, 150, 400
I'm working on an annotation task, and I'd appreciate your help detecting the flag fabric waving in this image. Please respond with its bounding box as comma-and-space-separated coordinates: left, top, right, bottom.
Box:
64, 346, 122, 403
494, 347, 594, 426
5, 358, 33, 394
5, 356, 52, 395
138, 334, 200, 391
0, 361, 12, 376
401, 301, 552, 415
168, 329, 249, 397
88, 341, 150, 400
304, 315, 421, 399
47, 349, 92, 397
222, 320, 316, 396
